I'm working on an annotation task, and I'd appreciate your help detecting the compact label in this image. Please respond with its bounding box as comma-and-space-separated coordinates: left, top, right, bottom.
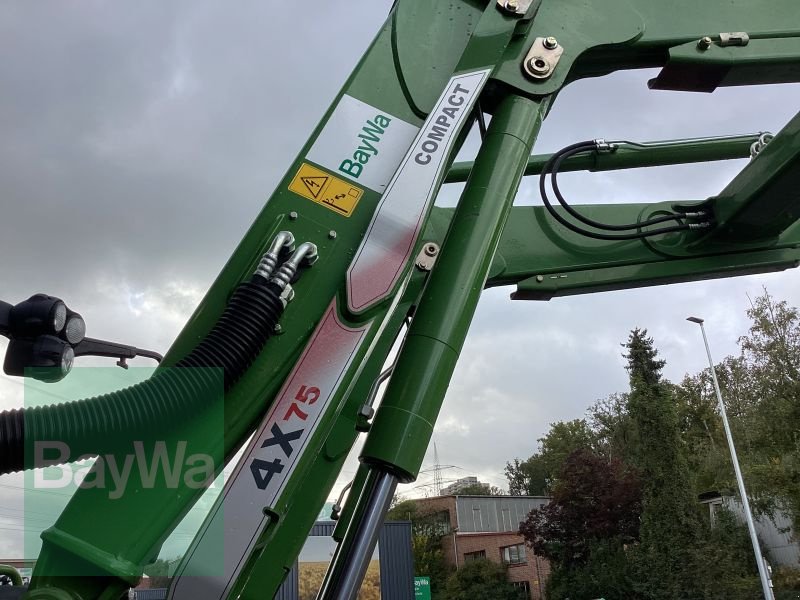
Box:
346, 69, 492, 312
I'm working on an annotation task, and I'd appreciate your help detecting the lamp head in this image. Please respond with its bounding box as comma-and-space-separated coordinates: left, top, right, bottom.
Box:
4, 335, 75, 382
686, 316, 704, 324
9, 294, 67, 337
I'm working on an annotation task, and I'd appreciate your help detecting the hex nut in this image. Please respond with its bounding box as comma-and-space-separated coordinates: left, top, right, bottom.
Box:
698, 36, 713, 50
543, 37, 558, 50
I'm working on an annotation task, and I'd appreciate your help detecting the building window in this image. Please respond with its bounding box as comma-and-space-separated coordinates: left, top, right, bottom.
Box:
511, 580, 531, 599
464, 550, 486, 562
501, 543, 527, 565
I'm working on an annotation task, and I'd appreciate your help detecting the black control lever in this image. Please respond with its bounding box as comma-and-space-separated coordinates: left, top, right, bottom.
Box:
73, 337, 163, 369
0, 301, 11, 336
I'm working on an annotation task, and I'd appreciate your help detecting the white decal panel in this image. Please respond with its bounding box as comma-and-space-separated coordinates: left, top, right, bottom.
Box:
346, 69, 492, 313
307, 94, 419, 193
169, 302, 370, 600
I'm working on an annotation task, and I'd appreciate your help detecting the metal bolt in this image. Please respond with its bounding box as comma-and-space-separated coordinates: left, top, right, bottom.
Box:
328, 230, 337, 239
543, 37, 558, 50
527, 56, 551, 76
536, 275, 544, 283
698, 36, 713, 50
288, 211, 298, 220
505, 0, 518, 11
424, 244, 438, 257
274, 324, 284, 335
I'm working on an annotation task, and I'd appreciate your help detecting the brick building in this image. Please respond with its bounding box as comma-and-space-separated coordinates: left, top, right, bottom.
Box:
410, 495, 551, 599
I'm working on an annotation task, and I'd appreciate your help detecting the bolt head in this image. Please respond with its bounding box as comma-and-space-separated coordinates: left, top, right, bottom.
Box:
328, 230, 337, 239
424, 244, 438, 256
527, 56, 550, 75
505, 0, 518, 10
543, 36, 558, 49
288, 211, 298, 220
698, 36, 713, 50
536, 275, 544, 283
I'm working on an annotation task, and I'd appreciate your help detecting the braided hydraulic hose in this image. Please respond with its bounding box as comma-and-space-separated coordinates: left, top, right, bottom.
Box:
0, 233, 315, 475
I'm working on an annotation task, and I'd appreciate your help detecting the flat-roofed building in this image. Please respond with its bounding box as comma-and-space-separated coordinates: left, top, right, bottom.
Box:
411, 495, 550, 600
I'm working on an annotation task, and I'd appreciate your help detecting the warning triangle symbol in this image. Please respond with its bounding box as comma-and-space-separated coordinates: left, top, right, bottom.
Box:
301, 176, 328, 199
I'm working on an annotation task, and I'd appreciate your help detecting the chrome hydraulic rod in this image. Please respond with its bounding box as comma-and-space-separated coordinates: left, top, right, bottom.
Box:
317, 470, 398, 600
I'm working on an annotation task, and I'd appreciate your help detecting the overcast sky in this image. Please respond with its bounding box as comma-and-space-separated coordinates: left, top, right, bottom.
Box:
1, 1, 799, 561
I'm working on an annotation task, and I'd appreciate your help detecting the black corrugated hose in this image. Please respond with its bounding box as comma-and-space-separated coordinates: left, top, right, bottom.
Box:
0, 234, 307, 475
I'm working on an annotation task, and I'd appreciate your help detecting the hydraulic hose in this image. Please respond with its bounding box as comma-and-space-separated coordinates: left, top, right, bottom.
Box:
550, 142, 688, 230
539, 141, 711, 241
0, 232, 313, 475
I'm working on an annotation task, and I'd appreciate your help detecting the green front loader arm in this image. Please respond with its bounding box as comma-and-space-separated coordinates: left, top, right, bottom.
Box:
17, 0, 800, 598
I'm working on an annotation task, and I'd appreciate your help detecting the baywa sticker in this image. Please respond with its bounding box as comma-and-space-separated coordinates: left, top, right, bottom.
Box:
306, 95, 419, 193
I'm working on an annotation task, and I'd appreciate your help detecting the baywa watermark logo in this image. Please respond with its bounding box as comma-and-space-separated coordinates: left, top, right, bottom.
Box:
33, 440, 217, 500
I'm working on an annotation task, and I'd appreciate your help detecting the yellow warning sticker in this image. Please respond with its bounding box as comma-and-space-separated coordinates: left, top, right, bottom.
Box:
288, 163, 363, 217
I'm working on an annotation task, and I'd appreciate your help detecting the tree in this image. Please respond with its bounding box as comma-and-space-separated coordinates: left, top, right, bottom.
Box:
544, 539, 635, 600
588, 392, 633, 460
674, 290, 800, 527
692, 508, 759, 600
508, 298, 800, 599
505, 419, 595, 495
386, 499, 451, 595
519, 448, 641, 569
624, 328, 704, 600
741, 290, 800, 392
143, 557, 175, 589
442, 560, 520, 600
386, 498, 418, 521
505, 456, 548, 496
736, 291, 800, 522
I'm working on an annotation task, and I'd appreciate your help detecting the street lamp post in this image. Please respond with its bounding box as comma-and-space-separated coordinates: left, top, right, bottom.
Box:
687, 316, 774, 600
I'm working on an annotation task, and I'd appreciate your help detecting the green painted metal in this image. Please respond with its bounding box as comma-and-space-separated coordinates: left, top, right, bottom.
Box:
513, 247, 800, 299
13, 0, 800, 598
445, 134, 761, 184
704, 110, 800, 242
426, 200, 800, 294
362, 93, 547, 480
650, 37, 800, 92
28, 1, 462, 597
225, 1, 534, 593
226, 278, 426, 598
0, 564, 23, 587
391, 0, 485, 116
492, 0, 644, 97
490, 0, 800, 98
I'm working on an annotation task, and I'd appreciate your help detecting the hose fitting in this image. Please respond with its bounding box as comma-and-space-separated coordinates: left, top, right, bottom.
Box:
269, 242, 318, 290
0, 232, 319, 474
254, 231, 295, 281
